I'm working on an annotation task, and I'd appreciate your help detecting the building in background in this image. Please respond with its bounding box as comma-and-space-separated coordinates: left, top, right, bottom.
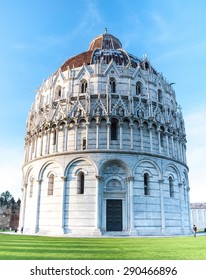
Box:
190, 203, 206, 230
0, 203, 20, 230
19, 32, 191, 236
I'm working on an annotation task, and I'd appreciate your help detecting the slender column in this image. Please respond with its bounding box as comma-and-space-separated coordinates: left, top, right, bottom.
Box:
129, 124, 134, 150
96, 122, 99, 149
24, 143, 28, 162
47, 129, 51, 154
179, 140, 183, 161
61, 176, 67, 233
74, 124, 78, 150
178, 183, 184, 232
107, 122, 110, 149
34, 135, 38, 158
64, 125, 68, 151
119, 122, 123, 149
45, 130, 49, 154
86, 122, 89, 149
19, 184, 28, 229
176, 138, 180, 159
35, 179, 42, 233
159, 179, 165, 232
94, 176, 104, 236
127, 176, 135, 233
183, 143, 187, 163
171, 135, 174, 157
165, 133, 169, 156
29, 140, 32, 161
139, 124, 143, 151
40, 132, 43, 156
186, 185, 191, 229
54, 127, 59, 153
149, 126, 153, 152
157, 129, 161, 154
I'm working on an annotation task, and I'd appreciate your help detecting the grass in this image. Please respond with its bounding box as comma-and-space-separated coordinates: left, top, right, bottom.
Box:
0, 233, 206, 260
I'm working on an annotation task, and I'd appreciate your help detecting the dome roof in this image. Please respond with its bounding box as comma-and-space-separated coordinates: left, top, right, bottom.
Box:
88, 32, 122, 51
60, 32, 142, 71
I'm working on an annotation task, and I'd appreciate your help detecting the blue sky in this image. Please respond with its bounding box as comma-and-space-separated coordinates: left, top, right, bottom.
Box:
0, 0, 206, 202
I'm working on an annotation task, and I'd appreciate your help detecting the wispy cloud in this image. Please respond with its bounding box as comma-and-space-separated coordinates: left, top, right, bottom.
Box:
10, 0, 102, 54
150, 11, 174, 43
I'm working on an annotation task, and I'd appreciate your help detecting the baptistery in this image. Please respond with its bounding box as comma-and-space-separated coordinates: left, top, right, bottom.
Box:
19, 31, 191, 236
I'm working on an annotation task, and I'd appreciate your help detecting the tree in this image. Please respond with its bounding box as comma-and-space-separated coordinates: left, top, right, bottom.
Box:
0, 191, 14, 206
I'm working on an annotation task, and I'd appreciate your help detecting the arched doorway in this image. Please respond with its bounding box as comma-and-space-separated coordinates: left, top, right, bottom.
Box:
99, 160, 130, 233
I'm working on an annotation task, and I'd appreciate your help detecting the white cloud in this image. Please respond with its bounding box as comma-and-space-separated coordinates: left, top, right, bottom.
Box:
185, 106, 206, 202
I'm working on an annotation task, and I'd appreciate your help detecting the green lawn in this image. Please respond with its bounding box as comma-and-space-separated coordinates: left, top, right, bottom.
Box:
0, 233, 205, 260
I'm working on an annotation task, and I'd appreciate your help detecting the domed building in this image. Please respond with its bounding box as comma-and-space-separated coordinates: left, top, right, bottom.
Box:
19, 31, 191, 236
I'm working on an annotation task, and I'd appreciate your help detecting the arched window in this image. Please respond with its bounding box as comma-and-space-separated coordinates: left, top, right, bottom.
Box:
158, 89, 163, 103
82, 137, 86, 150
81, 80, 88, 93
169, 176, 174, 198
136, 81, 143, 95
144, 173, 149, 195
55, 86, 62, 99
77, 172, 84, 194
53, 128, 57, 145
48, 174, 54, 195
111, 119, 118, 140
110, 77, 116, 93
29, 177, 34, 197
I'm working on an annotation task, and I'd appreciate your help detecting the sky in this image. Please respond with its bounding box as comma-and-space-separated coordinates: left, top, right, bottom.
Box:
0, 0, 206, 202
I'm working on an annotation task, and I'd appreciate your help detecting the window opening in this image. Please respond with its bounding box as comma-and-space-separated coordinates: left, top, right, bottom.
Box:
111, 120, 118, 140
136, 82, 142, 95
144, 173, 149, 195
81, 81, 88, 93
110, 78, 116, 93
169, 176, 174, 197
82, 137, 86, 150
77, 172, 84, 194
158, 89, 163, 103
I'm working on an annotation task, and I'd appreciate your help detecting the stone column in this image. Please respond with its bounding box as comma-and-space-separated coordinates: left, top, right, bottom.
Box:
40, 132, 43, 156
19, 184, 28, 230
149, 126, 153, 152
171, 135, 174, 157
61, 176, 67, 234
129, 123, 134, 150
165, 132, 169, 156
157, 129, 161, 154
35, 179, 42, 233
178, 183, 184, 232
47, 129, 51, 154
96, 121, 100, 149
74, 124, 78, 150
107, 122, 110, 149
119, 122, 123, 149
86, 122, 89, 149
127, 176, 136, 234
34, 135, 38, 158
139, 124, 143, 151
55, 127, 59, 153
64, 124, 69, 151
93, 175, 104, 236
159, 179, 165, 233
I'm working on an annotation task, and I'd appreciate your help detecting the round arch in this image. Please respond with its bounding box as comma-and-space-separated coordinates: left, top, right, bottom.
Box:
133, 158, 161, 180
163, 163, 181, 184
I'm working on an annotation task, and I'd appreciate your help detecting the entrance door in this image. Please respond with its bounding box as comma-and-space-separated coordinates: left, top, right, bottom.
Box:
106, 199, 122, 231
